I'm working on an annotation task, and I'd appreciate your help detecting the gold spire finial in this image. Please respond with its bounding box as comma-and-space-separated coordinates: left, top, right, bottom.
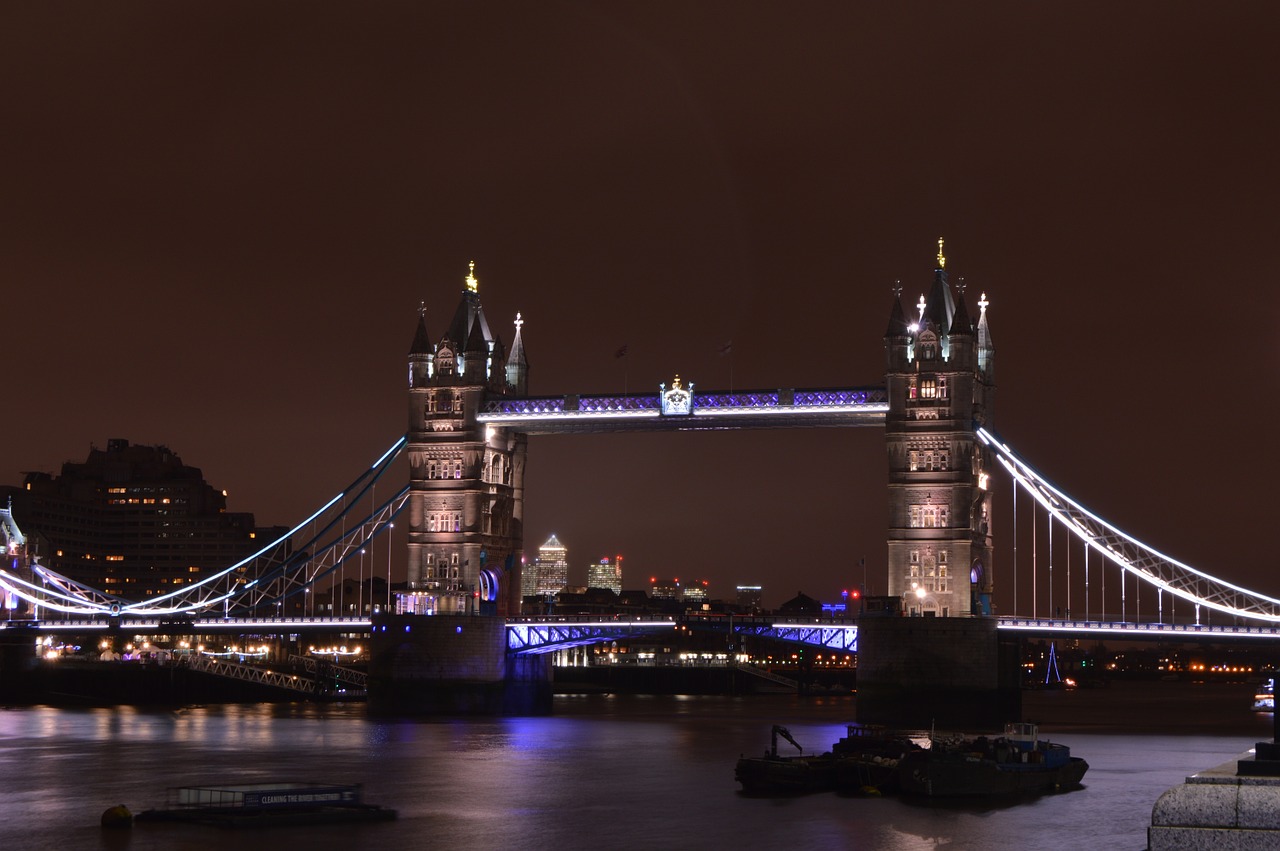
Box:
465, 260, 479, 293
937, 237, 946, 269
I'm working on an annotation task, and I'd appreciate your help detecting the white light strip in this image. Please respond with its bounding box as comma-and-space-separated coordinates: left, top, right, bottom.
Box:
505, 621, 677, 630
0, 618, 374, 632
480, 405, 888, 424
996, 620, 1280, 639
691, 405, 888, 417
479, 410, 659, 422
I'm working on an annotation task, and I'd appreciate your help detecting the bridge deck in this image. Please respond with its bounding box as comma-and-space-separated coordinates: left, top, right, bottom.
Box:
10, 615, 1280, 643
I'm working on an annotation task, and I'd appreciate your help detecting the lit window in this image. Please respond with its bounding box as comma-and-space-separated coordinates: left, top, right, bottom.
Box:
909, 505, 949, 528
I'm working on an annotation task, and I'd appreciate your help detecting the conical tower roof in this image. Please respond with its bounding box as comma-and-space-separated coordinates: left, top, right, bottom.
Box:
408, 304, 433, 355
446, 260, 494, 351
508, 312, 528, 368
885, 286, 910, 338
977, 291, 995, 353
922, 239, 956, 334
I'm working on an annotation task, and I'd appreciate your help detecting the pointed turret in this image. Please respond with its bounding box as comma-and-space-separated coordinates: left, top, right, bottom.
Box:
947, 280, 976, 370
885, 284, 910, 338
408, 302, 433, 388
506, 312, 529, 395
447, 260, 494, 356
885, 284, 912, 373
977, 291, 995, 379
922, 237, 956, 339
463, 308, 489, 383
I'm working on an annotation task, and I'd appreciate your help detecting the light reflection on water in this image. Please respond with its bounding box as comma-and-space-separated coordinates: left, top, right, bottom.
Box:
0, 682, 1269, 851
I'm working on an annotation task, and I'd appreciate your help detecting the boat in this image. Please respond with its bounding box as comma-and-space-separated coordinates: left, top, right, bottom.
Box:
1253, 678, 1275, 711
132, 782, 397, 828
896, 722, 1088, 798
829, 723, 925, 794
734, 725, 837, 794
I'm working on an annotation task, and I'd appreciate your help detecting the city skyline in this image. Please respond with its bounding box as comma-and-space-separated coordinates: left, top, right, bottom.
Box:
5, 4, 1279, 611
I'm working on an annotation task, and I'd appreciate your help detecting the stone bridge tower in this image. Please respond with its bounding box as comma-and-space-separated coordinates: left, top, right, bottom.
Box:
401, 262, 528, 617
883, 240, 996, 616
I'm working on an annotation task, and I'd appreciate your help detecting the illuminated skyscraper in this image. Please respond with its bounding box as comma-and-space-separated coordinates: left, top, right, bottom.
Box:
650, 577, 681, 600
586, 555, 622, 594
682, 579, 709, 603
533, 534, 568, 596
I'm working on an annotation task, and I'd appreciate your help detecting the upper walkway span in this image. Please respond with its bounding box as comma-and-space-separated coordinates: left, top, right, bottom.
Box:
477, 386, 887, 434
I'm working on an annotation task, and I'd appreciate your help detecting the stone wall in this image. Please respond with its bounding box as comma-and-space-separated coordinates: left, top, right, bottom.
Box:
855, 615, 1021, 730
368, 614, 552, 715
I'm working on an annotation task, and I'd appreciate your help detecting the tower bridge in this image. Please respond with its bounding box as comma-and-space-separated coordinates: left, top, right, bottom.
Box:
3, 243, 1278, 722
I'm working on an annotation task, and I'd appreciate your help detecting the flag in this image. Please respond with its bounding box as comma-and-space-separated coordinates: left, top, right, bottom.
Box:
718, 340, 733, 356
615, 344, 629, 359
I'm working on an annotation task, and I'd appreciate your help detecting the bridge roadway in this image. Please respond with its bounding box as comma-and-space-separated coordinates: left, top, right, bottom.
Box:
9, 614, 1280, 647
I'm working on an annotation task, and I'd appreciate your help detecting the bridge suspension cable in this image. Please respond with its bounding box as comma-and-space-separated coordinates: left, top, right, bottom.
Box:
0, 437, 409, 618
978, 427, 1280, 624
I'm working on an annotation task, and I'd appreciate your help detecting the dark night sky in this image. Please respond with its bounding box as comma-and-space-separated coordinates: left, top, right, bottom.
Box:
4, 3, 1278, 610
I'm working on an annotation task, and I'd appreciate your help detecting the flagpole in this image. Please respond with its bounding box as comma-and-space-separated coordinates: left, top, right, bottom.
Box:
719, 340, 734, 392
616, 344, 629, 394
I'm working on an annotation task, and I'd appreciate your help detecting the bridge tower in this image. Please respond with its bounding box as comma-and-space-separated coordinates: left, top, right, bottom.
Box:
883, 240, 997, 616
401, 262, 529, 617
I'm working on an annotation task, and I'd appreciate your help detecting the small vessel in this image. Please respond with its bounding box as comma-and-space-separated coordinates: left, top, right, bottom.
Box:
1253, 678, 1275, 711
897, 722, 1088, 798
830, 723, 924, 794
734, 725, 837, 795
133, 782, 397, 828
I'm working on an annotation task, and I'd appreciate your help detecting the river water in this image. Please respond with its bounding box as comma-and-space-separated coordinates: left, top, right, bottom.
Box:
0, 680, 1269, 851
